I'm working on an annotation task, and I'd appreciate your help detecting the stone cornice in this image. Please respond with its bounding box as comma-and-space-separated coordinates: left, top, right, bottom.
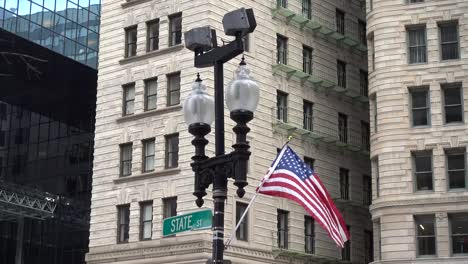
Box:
118, 45, 184, 65
116, 105, 182, 123
113, 168, 181, 184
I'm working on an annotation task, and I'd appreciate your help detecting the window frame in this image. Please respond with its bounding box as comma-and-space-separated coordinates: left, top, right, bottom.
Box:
276, 34, 288, 65
412, 151, 434, 192
167, 72, 181, 107
364, 230, 374, 263
117, 204, 130, 243
358, 20, 366, 46
124, 25, 137, 58
146, 19, 159, 52
142, 138, 155, 173
360, 70, 368, 97
304, 156, 315, 171
446, 148, 466, 190
340, 168, 350, 200
408, 0, 424, 3
336, 9, 345, 35
277, 0, 287, 8
302, 0, 311, 20
236, 202, 248, 241
277, 91, 288, 123
144, 77, 158, 111
277, 209, 289, 249
122, 83, 135, 116
439, 21, 459, 61
442, 83, 463, 124
337, 60, 347, 89
342, 226, 351, 260
168, 13, 182, 47
409, 86, 430, 127
302, 45, 313, 74
363, 174, 372, 205
140, 201, 153, 240
449, 213, 468, 255
361, 120, 370, 151
303, 100, 313, 131
338, 113, 348, 144
165, 133, 179, 169
120, 143, 133, 177
414, 214, 437, 257
304, 215, 315, 254
407, 25, 427, 64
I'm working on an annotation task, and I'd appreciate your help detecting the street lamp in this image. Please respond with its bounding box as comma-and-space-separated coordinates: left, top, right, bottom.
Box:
183, 8, 258, 264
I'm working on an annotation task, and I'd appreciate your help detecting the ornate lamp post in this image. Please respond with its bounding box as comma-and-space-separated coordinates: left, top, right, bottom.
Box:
183, 8, 258, 264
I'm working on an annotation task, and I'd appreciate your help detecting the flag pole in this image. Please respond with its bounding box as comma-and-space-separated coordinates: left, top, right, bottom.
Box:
225, 136, 292, 249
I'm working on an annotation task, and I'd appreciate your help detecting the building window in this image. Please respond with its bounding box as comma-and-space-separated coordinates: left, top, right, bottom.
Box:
340, 168, 349, 200
302, 45, 313, 74
123, 84, 135, 116
439, 22, 459, 60
408, 0, 424, 3
125, 26, 137, 57
140, 202, 153, 240
415, 215, 436, 256
342, 226, 351, 260
117, 204, 130, 243
408, 26, 427, 64
146, 20, 159, 52
369, 33, 376, 71
442, 84, 463, 123
277, 209, 289, 249
304, 157, 314, 171
165, 134, 179, 169
413, 151, 433, 191
169, 13, 182, 46
0, 131, 5, 147
363, 175, 372, 205
364, 230, 374, 262
303, 100, 313, 131
236, 202, 248, 241
144, 78, 158, 111
360, 70, 368, 97
305, 216, 315, 254
277, 91, 288, 122
450, 213, 468, 254
338, 113, 348, 143
120, 143, 132, 177
361, 121, 370, 151
167, 72, 180, 106
337, 60, 346, 88
372, 94, 378, 133
277, 0, 287, 8
302, 0, 311, 19
373, 157, 380, 197
336, 9, 345, 35
410, 87, 430, 126
446, 149, 466, 189
163, 197, 177, 218
359, 20, 366, 45
276, 34, 288, 64
0, 103, 6, 120
142, 139, 155, 172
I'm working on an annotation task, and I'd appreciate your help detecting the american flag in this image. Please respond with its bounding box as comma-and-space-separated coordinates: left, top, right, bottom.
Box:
258, 146, 349, 247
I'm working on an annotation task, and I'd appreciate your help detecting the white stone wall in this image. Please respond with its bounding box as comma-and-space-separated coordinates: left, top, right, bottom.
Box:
88, 0, 371, 263
368, 0, 468, 262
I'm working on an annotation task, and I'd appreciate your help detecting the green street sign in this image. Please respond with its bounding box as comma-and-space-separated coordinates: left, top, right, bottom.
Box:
163, 208, 212, 236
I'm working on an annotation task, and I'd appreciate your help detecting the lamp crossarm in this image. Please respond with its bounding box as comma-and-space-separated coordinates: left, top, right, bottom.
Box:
194, 36, 244, 68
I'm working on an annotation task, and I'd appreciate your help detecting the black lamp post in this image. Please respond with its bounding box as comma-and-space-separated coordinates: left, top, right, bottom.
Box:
183, 8, 258, 264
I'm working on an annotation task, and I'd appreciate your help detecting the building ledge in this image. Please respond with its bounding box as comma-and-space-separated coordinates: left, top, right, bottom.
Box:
116, 105, 182, 123
121, 0, 152, 8
119, 45, 184, 65
113, 168, 181, 184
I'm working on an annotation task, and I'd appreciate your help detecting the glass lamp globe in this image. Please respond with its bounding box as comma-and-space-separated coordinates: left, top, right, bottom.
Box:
226, 57, 259, 113
183, 74, 215, 126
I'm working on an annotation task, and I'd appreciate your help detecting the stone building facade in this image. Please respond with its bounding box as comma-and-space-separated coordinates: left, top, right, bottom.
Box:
367, 0, 468, 263
87, 0, 372, 263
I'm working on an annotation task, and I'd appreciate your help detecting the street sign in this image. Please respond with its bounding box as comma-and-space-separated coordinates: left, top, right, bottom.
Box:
163, 208, 212, 236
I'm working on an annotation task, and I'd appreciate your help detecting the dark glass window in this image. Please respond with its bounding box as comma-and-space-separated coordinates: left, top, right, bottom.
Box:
338, 113, 348, 143
163, 197, 177, 218
373, 157, 380, 197
146, 19, 159, 52
443, 84, 463, 123
373, 95, 378, 133
302, 45, 313, 74
408, 26, 427, 64
165, 134, 179, 169
440, 22, 459, 60
277, 91, 288, 122
361, 121, 370, 151
167, 72, 180, 106
302, 0, 311, 19
359, 20, 366, 45
304, 157, 314, 171
305, 216, 314, 254
450, 213, 468, 254
123, 84, 135, 116
336, 9, 345, 35
120, 143, 132, 177
415, 215, 436, 256
342, 226, 351, 260
117, 204, 130, 243
277, 34, 288, 64
277, 209, 289, 249
364, 230, 374, 263
413, 151, 433, 191
409, 0, 424, 3
142, 139, 155, 172
125, 26, 137, 57
360, 70, 368, 97
363, 175, 372, 205
303, 100, 313, 131
447, 150, 465, 189
169, 13, 182, 46
236, 202, 248, 241
277, 0, 287, 8
340, 168, 349, 200
337, 60, 346, 88
410, 88, 430, 126
145, 78, 158, 111
140, 201, 153, 240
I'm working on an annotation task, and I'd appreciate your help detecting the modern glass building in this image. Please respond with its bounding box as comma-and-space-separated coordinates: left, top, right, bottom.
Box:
0, 0, 100, 68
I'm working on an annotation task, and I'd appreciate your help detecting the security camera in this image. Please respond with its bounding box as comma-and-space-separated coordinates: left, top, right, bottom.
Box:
184, 26, 218, 52
222, 8, 256, 37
